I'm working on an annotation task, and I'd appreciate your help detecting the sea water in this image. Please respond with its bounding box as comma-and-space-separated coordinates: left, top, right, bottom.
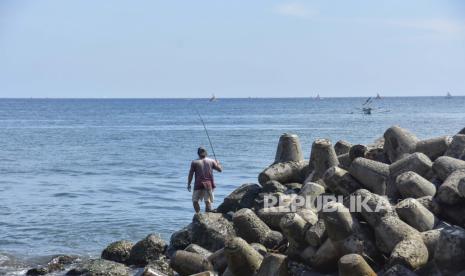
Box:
0, 97, 464, 273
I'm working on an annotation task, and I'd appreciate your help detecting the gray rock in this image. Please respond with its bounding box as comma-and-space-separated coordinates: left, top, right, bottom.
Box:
381, 264, 418, 276
334, 140, 353, 155
129, 234, 167, 266
166, 224, 192, 257
28, 255, 77, 276
191, 212, 236, 251
445, 134, 465, 161
143, 256, 173, 276
101, 240, 133, 264
262, 180, 287, 193
217, 183, 262, 213
348, 144, 368, 161
66, 259, 130, 276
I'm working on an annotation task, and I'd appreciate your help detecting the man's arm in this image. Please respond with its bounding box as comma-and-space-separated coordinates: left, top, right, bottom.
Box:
188, 163, 194, 191
213, 160, 223, 172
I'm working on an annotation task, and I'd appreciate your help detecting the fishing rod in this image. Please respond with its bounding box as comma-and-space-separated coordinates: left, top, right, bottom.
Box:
195, 108, 218, 161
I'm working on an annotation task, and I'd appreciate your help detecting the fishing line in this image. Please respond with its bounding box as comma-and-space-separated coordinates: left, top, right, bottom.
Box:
194, 106, 218, 161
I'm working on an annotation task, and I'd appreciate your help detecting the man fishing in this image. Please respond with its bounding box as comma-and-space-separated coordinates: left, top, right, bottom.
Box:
188, 147, 222, 213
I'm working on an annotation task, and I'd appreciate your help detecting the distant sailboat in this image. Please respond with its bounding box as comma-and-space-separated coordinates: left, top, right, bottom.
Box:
209, 94, 217, 102
446, 92, 452, 99
376, 93, 382, 99
315, 94, 321, 100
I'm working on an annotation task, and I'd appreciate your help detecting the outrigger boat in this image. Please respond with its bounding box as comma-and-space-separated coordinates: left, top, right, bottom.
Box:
209, 94, 217, 102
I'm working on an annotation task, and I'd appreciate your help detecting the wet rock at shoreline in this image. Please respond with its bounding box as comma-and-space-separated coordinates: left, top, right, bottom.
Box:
101, 240, 133, 264
141, 256, 173, 276
27, 255, 78, 276
66, 259, 129, 276
129, 234, 167, 266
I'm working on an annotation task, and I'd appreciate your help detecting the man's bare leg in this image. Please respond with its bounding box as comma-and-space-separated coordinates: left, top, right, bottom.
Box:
193, 201, 201, 213
205, 201, 212, 212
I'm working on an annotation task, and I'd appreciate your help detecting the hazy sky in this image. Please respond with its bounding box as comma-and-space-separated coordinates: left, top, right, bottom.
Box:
1, 0, 464, 98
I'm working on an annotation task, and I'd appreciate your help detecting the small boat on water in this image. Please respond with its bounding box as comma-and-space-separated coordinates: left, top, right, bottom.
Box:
209, 94, 217, 102
446, 92, 452, 99
362, 107, 372, 115
315, 94, 321, 100
376, 93, 382, 99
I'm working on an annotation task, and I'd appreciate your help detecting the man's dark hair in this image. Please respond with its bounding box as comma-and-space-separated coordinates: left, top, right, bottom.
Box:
198, 147, 207, 157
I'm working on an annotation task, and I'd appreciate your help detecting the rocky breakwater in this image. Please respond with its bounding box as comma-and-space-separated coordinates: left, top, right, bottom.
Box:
26, 128, 465, 276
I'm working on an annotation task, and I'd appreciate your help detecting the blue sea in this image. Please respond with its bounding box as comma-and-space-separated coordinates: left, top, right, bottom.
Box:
0, 97, 464, 274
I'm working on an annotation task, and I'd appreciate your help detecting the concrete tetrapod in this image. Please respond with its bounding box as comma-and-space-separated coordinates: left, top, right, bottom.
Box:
169, 250, 213, 276
349, 158, 389, 195
232, 208, 283, 249
307, 138, 339, 182
338, 254, 376, 276
224, 237, 263, 276
383, 125, 419, 163
274, 133, 304, 164
395, 171, 436, 199
432, 156, 465, 181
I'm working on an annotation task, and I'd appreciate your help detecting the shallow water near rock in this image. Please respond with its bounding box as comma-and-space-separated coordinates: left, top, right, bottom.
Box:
0, 97, 464, 273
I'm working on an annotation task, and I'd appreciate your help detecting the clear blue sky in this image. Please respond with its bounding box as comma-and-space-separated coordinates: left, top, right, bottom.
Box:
1, 0, 464, 98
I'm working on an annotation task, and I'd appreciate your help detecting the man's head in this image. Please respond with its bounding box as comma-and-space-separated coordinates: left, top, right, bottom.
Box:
197, 147, 208, 158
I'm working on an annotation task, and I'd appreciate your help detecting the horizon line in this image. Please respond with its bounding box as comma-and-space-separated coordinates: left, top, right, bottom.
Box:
0, 95, 463, 100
